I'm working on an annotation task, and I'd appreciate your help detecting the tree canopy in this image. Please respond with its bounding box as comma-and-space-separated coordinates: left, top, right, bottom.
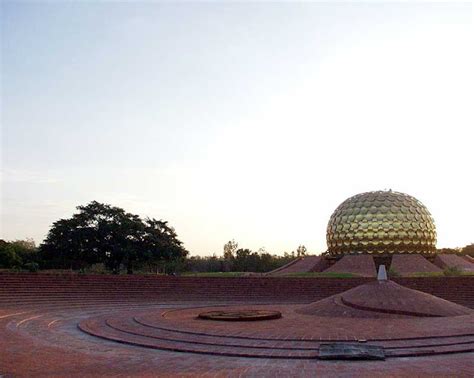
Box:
189, 241, 311, 273
0, 239, 38, 271
39, 201, 188, 273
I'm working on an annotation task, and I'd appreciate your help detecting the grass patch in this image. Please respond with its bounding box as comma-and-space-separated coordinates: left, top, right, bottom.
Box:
181, 272, 246, 277
443, 266, 462, 276
388, 267, 401, 278
281, 272, 359, 278
406, 271, 474, 278
406, 271, 444, 278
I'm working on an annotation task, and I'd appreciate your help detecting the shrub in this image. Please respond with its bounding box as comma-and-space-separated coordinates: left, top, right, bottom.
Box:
388, 267, 400, 278
443, 266, 462, 276
87, 263, 108, 274
24, 262, 39, 273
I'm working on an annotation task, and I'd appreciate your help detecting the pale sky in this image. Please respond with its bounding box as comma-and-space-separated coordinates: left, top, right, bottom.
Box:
1, 2, 473, 255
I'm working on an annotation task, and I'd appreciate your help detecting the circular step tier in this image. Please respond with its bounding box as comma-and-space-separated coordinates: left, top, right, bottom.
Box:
77, 304, 474, 359
198, 310, 282, 321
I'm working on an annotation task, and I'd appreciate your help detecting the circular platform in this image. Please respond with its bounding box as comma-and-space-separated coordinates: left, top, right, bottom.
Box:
74, 281, 474, 359
76, 301, 473, 359
198, 309, 282, 321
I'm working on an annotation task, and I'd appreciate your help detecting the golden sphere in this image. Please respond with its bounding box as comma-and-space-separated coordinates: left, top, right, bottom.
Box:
326, 191, 437, 256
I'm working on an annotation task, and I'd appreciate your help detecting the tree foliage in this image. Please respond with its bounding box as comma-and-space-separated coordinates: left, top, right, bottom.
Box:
185, 244, 309, 273
223, 239, 238, 260
0, 239, 38, 270
437, 244, 474, 257
296, 245, 307, 257
460, 244, 474, 257
39, 201, 188, 273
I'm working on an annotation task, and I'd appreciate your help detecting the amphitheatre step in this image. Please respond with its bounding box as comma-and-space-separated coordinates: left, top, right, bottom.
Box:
106, 316, 320, 351
78, 317, 318, 359
385, 343, 474, 357
1, 274, 473, 308
107, 314, 474, 352
77, 309, 474, 359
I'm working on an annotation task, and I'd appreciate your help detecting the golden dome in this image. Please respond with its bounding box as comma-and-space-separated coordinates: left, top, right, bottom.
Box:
326, 191, 436, 256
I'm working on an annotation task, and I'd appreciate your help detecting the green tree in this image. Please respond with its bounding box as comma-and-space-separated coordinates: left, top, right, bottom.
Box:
140, 218, 188, 274
0, 239, 38, 269
461, 243, 474, 257
296, 245, 307, 257
437, 247, 460, 255
223, 240, 238, 260
0, 242, 22, 268
39, 201, 187, 273
184, 247, 301, 273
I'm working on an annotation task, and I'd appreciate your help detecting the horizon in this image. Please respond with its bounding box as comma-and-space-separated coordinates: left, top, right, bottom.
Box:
2, 2, 473, 255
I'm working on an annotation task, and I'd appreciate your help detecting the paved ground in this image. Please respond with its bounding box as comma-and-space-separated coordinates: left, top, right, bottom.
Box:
1, 275, 473, 377
1, 300, 473, 376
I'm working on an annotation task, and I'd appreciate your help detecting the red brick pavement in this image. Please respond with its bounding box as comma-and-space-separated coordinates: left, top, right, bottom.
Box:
1, 302, 473, 377
1, 274, 474, 376
1, 273, 473, 308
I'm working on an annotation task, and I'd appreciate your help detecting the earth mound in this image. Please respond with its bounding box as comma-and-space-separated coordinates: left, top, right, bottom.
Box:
435, 254, 474, 272
390, 254, 442, 275
297, 280, 472, 318
266, 256, 326, 275
323, 255, 376, 277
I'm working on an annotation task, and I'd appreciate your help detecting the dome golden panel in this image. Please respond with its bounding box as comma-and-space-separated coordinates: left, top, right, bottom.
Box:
326, 191, 437, 256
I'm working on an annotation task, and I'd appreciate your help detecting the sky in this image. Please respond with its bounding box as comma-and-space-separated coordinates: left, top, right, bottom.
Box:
1, 2, 473, 256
